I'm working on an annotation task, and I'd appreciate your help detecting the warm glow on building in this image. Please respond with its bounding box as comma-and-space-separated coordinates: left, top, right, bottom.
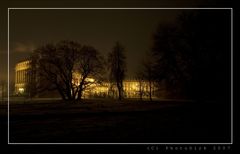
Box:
18, 88, 25, 93
15, 60, 31, 95
15, 60, 156, 99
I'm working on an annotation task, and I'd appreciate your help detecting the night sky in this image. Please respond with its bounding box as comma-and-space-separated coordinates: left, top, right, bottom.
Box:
0, 0, 226, 93
8, 9, 183, 83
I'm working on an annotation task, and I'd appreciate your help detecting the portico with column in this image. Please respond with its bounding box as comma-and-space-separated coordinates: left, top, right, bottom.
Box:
15, 60, 31, 95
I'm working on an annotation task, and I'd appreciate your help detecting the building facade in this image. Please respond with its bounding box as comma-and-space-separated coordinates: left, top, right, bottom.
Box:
15, 60, 31, 95
15, 60, 157, 99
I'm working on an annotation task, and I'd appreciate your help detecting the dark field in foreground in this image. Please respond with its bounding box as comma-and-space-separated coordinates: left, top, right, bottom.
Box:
1, 99, 231, 143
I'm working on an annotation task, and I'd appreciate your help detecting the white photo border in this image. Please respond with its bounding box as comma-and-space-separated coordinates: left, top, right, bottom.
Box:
7, 7, 233, 145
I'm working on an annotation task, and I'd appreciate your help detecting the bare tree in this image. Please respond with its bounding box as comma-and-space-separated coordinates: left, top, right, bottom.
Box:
31, 40, 105, 101
108, 42, 126, 101
75, 45, 105, 101
31, 41, 79, 100
138, 51, 155, 101
135, 72, 145, 100
0, 80, 7, 102
152, 10, 230, 101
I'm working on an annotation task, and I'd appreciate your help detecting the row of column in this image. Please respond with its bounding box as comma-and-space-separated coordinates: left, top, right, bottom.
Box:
15, 70, 30, 84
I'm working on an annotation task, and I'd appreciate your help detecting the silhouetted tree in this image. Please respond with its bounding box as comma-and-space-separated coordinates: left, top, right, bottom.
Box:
31, 40, 105, 101
0, 80, 7, 101
108, 42, 127, 101
137, 51, 155, 101
25, 69, 37, 99
152, 10, 231, 101
152, 23, 185, 98
143, 52, 155, 101
135, 72, 144, 100
75, 46, 105, 101
31, 41, 80, 100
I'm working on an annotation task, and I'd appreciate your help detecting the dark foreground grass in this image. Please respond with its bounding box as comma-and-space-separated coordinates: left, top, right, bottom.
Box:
1, 99, 231, 143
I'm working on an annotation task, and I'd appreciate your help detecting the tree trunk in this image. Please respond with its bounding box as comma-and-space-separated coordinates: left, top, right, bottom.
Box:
118, 87, 122, 101
58, 90, 66, 101
117, 82, 122, 101
77, 91, 83, 101
139, 82, 142, 101
1, 83, 4, 101
66, 86, 73, 100
149, 81, 152, 101
77, 85, 83, 101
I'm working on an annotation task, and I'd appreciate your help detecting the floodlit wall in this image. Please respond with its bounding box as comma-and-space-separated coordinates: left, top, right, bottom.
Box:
15, 60, 157, 99
15, 60, 31, 95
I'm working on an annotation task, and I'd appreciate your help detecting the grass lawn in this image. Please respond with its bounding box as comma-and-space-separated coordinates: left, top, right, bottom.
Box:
0, 99, 231, 143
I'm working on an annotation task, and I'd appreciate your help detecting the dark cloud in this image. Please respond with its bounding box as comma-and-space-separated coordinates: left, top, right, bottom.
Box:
12, 42, 35, 53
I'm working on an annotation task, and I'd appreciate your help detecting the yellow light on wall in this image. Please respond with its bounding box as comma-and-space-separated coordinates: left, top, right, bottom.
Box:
19, 88, 24, 93
87, 78, 94, 82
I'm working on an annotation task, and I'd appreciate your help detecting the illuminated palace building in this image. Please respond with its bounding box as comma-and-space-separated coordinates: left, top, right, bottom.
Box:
15, 60, 31, 95
15, 60, 157, 99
